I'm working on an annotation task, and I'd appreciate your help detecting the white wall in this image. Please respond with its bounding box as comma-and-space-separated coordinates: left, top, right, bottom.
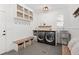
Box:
37, 10, 65, 43
0, 4, 37, 52
1, 4, 79, 53
0, 4, 45, 53
34, 4, 79, 44
38, 11, 58, 30
64, 4, 79, 40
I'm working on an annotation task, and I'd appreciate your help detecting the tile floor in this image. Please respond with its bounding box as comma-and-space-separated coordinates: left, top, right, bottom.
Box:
3, 40, 62, 55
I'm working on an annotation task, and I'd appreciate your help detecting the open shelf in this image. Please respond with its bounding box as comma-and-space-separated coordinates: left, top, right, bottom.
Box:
16, 4, 33, 21
24, 14, 28, 19
29, 16, 33, 20
17, 4, 23, 12
24, 8, 28, 14
17, 11, 23, 18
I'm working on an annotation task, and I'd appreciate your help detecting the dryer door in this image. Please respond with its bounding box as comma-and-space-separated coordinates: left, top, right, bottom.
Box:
45, 32, 55, 42
37, 31, 45, 41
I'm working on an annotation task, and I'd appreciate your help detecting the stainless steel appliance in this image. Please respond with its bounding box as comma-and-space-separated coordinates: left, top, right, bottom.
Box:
33, 30, 56, 46
45, 31, 55, 45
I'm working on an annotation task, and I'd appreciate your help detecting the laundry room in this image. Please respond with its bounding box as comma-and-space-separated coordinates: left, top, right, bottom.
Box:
0, 4, 79, 55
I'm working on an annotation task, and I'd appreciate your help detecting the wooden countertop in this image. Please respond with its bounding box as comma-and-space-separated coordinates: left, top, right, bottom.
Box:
33, 30, 56, 32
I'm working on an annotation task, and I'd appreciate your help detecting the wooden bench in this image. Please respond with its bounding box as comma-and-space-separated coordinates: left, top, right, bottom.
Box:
14, 36, 34, 52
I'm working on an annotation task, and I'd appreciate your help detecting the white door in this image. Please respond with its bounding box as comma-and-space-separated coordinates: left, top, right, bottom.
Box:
0, 9, 7, 54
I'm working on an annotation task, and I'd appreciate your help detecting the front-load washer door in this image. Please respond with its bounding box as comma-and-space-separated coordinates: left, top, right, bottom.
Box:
45, 32, 55, 43
37, 31, 45, 41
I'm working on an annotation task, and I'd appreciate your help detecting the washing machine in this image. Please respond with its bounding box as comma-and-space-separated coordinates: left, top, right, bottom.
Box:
45, 31, 56, 46
37, 31, 56, 46
37, 31, 45, 43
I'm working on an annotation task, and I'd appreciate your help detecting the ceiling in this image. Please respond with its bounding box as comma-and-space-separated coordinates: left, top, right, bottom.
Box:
26, 4, 70, 12
26, 4, 79, 15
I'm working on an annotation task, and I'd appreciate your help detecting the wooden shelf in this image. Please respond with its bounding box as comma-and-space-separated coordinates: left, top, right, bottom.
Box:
17, 11, 23, 18
15, 17, 27, 21
29, 16, 33, 20
38, 26, 52, 27
16, 4, 33, 22
29, 11, 33, 15
24, 8, 28, 14
17, 4, 23, 12
24, 14, 28, 19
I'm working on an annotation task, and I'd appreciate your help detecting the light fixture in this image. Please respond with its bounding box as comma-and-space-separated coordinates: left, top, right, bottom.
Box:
39, 5, 49, 13
43, 5, 48, 11
38, 5, 49, 13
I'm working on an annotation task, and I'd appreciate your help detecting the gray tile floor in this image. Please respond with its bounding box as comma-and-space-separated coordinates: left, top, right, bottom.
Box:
3, 40, 62, 55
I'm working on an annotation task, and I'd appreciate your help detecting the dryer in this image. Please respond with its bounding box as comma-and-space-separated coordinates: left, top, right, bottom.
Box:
37, 31, 56, 46
37, 31, 45, 43
45, 31, 56, 45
